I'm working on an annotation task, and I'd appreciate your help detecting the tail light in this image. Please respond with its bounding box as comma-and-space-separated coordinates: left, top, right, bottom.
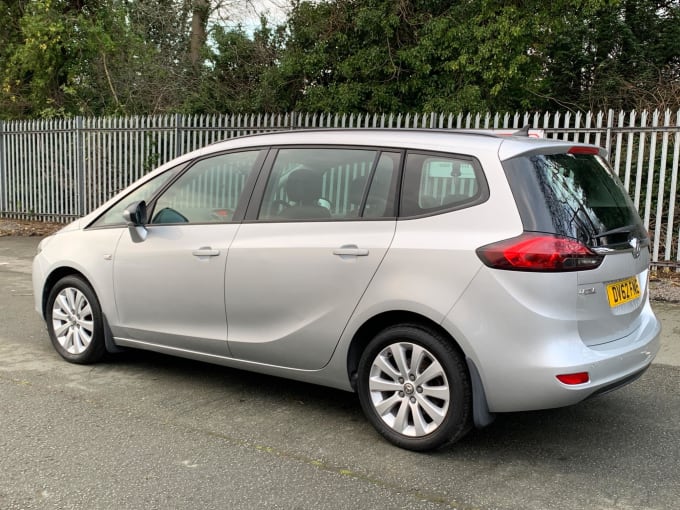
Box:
476, 233, 603, 272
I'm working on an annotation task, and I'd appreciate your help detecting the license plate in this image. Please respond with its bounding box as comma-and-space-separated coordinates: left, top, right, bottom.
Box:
606, 276, 641, 307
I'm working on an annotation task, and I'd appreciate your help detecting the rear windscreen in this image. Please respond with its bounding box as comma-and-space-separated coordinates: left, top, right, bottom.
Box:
503, 152, 646, 247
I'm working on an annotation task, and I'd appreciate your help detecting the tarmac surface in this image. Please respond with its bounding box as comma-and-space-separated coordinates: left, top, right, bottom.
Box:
1, 236, 679, 510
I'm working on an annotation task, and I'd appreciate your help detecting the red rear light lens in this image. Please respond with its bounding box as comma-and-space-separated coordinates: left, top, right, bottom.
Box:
556, 372, 590, 385
476, 233, 603, 272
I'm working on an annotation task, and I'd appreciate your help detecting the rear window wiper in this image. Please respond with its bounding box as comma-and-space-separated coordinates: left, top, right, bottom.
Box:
592, 224, 636, 240
590, 224, 648, 249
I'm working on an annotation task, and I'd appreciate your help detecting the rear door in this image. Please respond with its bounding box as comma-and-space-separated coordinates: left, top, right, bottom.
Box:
224, 147, 400, 370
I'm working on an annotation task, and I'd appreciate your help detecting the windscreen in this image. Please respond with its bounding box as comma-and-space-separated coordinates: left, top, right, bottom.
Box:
503, 152, 646, 247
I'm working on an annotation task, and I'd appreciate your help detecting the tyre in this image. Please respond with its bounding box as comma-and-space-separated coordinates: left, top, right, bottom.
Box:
357, 324, 472, 451
45, 275, 106, 364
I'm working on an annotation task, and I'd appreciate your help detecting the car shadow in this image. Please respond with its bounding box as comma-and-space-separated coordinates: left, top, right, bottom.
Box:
106, 347, 360, 412
104, 349, 678, 477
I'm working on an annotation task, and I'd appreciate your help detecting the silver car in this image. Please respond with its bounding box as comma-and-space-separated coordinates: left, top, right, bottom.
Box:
32, 129, 661, 450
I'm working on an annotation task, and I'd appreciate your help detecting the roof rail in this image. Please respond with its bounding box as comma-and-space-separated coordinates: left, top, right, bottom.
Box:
206, 127, 505, 146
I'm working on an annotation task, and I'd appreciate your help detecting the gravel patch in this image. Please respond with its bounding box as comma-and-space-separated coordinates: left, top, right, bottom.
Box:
650, 271, 680, 303
0, 219, 64, 237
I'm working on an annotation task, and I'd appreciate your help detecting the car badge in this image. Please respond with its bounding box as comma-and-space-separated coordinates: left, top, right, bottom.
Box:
629, 237, 641, 259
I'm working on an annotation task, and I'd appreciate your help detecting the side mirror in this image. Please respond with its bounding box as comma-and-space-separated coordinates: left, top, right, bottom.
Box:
123, 201, 148, 242
123, 200, 147, 226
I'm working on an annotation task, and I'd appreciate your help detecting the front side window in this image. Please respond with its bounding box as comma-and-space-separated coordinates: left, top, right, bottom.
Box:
258, 148, 397, 221
401, 153, 486, 217
150, 151, 262, 224
91, 165, 182, 227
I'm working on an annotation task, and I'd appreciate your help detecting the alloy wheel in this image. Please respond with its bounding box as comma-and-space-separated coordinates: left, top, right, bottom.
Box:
51, 287, 95, 355
368, 342, 450, 437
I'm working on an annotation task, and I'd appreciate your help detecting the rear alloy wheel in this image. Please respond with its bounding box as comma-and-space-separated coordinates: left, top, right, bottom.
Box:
46, 275, 106, 364
357, 325, 471, 451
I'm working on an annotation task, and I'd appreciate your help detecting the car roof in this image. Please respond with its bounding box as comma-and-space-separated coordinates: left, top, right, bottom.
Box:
195, 128, 587, 162
145, 129, 599, 183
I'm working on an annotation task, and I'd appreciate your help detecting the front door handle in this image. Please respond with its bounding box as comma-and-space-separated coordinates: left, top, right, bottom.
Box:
192, 247, 220, 257
333, 245, 369, 257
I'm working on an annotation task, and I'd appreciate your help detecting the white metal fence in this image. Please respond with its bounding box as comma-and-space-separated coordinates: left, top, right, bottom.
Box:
0, 110, 679, 266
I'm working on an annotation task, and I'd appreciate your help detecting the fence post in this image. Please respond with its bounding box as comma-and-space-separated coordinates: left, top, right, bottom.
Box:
0, 120, 5, 214
605, 109, 614, 156
174, 113, 182, 158
76, 116, 85, 217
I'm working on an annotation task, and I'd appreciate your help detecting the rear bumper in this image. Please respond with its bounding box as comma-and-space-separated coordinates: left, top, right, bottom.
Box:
444, 270, 661, 413
585, 364, 649, 400
515, 318, 657, 412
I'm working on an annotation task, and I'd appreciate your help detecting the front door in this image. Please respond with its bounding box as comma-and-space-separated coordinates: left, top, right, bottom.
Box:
112, 150, 264, 355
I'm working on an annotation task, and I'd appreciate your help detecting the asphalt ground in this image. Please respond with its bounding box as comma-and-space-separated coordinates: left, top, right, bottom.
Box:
1, 236, 679, 510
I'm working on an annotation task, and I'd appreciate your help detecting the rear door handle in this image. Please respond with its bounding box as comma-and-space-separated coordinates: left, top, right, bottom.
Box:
333, 245, 369, 257
192, 247, 220, 257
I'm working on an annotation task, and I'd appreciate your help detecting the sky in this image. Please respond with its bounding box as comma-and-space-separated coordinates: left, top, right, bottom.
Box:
226, 0, 290, 31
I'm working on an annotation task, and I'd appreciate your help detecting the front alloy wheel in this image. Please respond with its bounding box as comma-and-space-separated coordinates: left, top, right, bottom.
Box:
357, 325, 471, 451
52, 287, 94, 355
46, 275, 106, 364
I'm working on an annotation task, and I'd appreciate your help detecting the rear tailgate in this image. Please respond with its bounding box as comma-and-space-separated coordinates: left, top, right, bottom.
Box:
577, 241, 650, 346
502, 146, 650, 346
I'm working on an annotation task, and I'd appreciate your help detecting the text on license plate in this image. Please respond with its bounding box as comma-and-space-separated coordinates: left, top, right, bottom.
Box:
606, 276, 641, 307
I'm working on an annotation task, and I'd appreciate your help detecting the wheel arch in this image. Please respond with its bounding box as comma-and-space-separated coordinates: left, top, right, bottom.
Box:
41, 266, 90, 318
346, 310, 495, 429
42, 266, 123, 355
346, 310, 467, 390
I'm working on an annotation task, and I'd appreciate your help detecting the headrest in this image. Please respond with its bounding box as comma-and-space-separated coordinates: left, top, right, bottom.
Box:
286, 168, 323, 204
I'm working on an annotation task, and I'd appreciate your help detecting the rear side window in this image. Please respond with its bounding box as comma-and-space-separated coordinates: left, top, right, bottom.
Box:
503, 153, 645, 246
400, 152, 487, 217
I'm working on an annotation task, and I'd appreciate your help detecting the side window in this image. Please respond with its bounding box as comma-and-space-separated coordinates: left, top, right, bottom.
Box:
91, 165, 182, 227
401, 153, 485, 217
151, 151, 261, 224
258, 148, 380, 221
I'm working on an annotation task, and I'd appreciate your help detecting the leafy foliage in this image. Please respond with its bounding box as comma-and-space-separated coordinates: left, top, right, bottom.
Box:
1, 0, 679, 118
